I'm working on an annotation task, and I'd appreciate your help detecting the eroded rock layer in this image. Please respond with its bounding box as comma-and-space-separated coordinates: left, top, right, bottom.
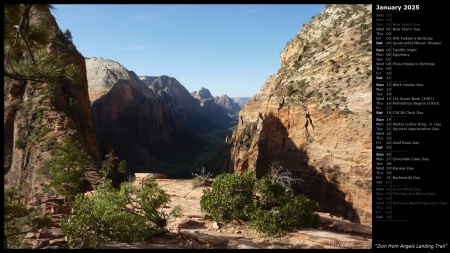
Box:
226, 4, 372, 225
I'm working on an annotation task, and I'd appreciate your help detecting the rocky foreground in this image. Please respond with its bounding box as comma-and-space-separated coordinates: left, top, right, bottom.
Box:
24, 178, 372, 249
104, 179, 372, 249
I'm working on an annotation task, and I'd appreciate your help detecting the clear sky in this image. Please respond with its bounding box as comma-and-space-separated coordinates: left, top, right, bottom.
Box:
51, 4, 326, 97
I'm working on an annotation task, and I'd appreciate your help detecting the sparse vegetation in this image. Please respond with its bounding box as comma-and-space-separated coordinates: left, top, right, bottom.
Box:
191, 167, 213, 189
100, 151, 128, 188
265, 161, 303, 190
339, 107, 354, 116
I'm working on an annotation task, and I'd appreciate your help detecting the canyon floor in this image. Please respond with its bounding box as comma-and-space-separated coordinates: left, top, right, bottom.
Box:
99, 179, 372, 249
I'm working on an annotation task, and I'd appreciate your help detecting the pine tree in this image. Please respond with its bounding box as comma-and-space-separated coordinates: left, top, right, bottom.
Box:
39, 137, 94, 201
63, 29, 73, 42
4, 4, 81, 83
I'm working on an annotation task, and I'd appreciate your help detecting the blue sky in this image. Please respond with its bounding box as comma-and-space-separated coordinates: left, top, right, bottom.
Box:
51, 4, 326, 97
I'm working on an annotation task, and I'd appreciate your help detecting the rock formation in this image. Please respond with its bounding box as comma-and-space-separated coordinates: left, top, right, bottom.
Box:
86, 56, 144, 102
215, 94, 241, 116
225, 4, 372, 225
4, 5, 100, 202
88, 61, 237, 177
146, 75, 203, 131
192, 87, 222, 114
90, 78, 174, 167
190, 88, 238, 129
192, 87, 213, 101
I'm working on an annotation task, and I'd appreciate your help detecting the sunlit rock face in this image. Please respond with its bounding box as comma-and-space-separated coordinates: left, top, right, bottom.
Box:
226, 4, 372, 226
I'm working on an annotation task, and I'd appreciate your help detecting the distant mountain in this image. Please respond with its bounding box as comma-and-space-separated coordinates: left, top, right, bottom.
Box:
191, 87, 213, 100
144, 75, 203, 130
231, 97, 252, 108
215, 94, 241, 115
191, 87, 238, 127
191, 87, 242, 116
88, 58, 175, 172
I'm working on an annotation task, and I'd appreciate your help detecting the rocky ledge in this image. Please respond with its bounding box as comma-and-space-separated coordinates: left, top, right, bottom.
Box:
24, 178, 372, 249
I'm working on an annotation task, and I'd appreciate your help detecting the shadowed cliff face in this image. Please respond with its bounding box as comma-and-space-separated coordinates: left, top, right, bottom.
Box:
90, 79, 173, 168
255, 112, 361, 223
4, 5, 100, 202
148, 75, 203, 131
88, 62, 237, 177
225, 4, 372, 225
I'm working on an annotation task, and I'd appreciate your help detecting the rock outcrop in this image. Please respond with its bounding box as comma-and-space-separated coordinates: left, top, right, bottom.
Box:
86, 57, 144, 102
4, 5, 100, 202
225, 4, 372, 225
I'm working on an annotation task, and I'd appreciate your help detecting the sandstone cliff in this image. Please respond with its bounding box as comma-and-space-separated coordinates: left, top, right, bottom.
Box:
226, 4, 372, 225
4, 5, 100, 201
86, 57, 145, 102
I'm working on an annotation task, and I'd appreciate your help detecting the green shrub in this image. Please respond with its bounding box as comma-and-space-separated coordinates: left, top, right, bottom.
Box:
200, 170, 320, 237
254, 177, 287, 210
286, 84, 297, 96
200, 171, 256, 222
15, 139, 26, 150
100, 151, 128, 188
61, 177, 182, 249
251, 178, 320, 236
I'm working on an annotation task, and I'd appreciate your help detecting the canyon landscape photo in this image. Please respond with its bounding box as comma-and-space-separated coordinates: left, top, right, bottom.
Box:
4, 4, 372, 249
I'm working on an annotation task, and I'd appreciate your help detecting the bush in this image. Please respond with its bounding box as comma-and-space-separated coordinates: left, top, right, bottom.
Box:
61, 177, 182, 249
200, 170, 320, 236
191, 167, 213, 189
251, 178, 320, 236
200, 171, 256, 222
15, 139, 25, 150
